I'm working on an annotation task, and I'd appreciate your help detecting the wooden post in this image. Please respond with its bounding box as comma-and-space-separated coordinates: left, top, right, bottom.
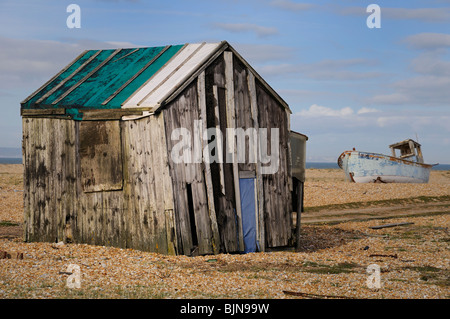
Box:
295, 181, 303, 251
224, 51, 244, 252
247, 71, 265, 252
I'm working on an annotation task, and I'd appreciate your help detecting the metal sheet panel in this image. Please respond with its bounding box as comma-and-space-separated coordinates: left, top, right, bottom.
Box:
21, 50, 98, 109
290, 131, 307, 182
123, 43, 222, 108
22, 45, 185, 110
37, 50, 116, 107
108, 44, 184, 107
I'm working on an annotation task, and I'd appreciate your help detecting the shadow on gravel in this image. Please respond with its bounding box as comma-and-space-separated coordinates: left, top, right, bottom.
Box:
297, 225, 364, 252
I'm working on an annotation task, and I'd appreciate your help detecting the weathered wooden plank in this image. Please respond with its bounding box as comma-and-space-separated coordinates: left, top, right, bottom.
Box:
120, 120, 132, 248
212, 85, 225, 194
204, 54, 239, 253
148, 115, 169, 253
22, 118, 31, 241
154, 112, 178, 254
233, 57, 256, 172
247, 71, 265, 251
163, 81, 217, 255
256, 80, 292, 247
224, 51, 244, 252
21, 108, 66, 116
163, 105, 189, 254
198, 71, 220, 254
79, 121, 123, 192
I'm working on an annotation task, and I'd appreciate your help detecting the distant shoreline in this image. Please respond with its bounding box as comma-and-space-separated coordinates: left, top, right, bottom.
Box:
2, 157, 450, 170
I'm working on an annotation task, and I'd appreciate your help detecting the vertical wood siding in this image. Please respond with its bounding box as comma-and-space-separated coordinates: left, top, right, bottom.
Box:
256, 81, 293, 247
163, 81, 216, 255
23, 115, 176, 254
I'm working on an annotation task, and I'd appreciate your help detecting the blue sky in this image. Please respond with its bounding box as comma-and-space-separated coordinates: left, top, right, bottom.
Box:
0, 0, 449, 164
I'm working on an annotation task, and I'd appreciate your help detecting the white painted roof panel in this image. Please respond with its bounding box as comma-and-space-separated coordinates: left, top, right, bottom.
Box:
123, 42, 222, 109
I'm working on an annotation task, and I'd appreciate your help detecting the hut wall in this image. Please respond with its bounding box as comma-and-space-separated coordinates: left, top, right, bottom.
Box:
22, 114, 176, 254
121, 113, 177, 254
203, 52, 241, 253
256, 81, 293, 248
23, 117, 78, 244
163, 81, 218, 256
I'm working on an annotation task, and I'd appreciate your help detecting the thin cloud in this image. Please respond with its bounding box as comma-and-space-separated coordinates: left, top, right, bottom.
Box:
214, 23, 278, 37
270, 0, 315, 11
404, 33, 450, 50
297, 104, 354, 118
233, 43, 294, 63
384, 7, 450, 22
368, 75, 450, 106
259, 58, 382, 81
357, 107, 380, 115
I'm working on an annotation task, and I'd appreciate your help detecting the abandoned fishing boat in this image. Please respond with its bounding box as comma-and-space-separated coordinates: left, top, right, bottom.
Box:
337, 139, 434, 183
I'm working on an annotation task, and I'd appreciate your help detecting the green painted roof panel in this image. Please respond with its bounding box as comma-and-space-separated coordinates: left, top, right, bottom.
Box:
22, 50, 98, 109
38, 49, 116, 107
106, 44, 184, 108
22, 44, 184, 110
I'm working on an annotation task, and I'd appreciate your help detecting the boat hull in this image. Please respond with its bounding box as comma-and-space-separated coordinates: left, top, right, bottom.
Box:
338, 151, 432, 183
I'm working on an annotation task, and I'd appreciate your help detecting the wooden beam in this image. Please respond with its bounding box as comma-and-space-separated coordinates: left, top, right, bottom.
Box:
21, 108, 66, 116
224, 51, 244, 252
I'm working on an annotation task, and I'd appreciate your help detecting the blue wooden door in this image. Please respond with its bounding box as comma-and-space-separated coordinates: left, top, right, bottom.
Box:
239, 178, 258, 253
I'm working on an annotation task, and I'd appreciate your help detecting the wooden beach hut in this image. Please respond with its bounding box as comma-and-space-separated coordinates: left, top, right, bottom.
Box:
20, 41, 307, 255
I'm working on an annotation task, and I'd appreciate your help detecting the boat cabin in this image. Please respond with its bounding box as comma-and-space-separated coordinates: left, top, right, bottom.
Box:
389, 139, 424, 163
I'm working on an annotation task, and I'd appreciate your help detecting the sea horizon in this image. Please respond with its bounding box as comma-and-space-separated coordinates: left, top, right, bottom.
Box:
1, 157, 449, 170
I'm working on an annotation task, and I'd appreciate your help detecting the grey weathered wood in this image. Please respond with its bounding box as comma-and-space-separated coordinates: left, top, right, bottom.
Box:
247, 70, 265, 252
204, 54, 239, 253
78, 121, 123, 192
256, 80, 292, 248
164, 81, 216, 255
21, 108, 66, 116
198, 71, 221, 254
224, 51, 244, 252
212, 85, 225, 194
